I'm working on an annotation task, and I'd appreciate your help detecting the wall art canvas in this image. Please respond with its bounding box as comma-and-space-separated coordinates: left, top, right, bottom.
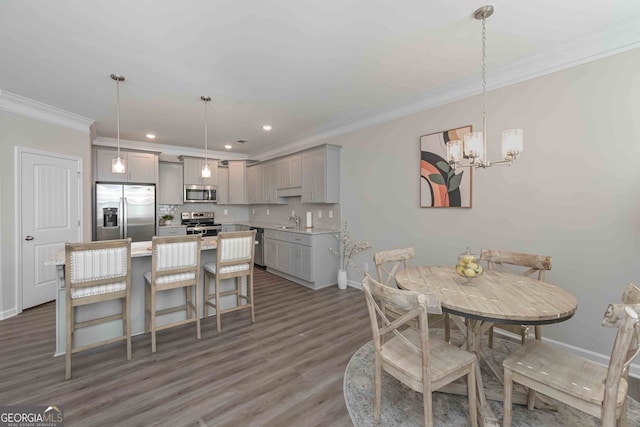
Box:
420, 126, 472, 208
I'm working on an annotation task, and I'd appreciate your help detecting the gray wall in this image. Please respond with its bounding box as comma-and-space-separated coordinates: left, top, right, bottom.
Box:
0, 111, 92, 317
326, 47, 640, 359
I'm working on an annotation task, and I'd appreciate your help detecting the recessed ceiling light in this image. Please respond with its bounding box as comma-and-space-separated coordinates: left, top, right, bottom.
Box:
146, 134, 156, 139
262, 125, 272, 131
225, 144, 232, 149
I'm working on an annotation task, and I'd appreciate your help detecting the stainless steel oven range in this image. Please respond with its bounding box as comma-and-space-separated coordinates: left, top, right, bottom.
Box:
181, 211, 222, 237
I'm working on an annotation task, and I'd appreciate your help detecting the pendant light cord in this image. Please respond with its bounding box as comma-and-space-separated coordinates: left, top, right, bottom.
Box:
204, 98, 208, 163
116, 78, 121, 158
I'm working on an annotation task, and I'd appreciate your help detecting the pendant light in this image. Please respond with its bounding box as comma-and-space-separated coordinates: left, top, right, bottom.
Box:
446, 5, 523, 169
110, 74, 126, 174
201, 96, 212, 178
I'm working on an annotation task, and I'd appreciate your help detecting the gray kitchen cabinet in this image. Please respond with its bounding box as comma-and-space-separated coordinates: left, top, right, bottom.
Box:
158, 161, 183, 205
277, 154, 301, 189
247, 162, 285, 205
264, 229, 338, 289
95, 147, 158, 183
180, 156, 218, 186
247, 165, 259, 204
157, 226, 187, 236
228, 160, 247, 204
301, 145, 340, 203
221, 224, 236, 232
217, 166, 229, 205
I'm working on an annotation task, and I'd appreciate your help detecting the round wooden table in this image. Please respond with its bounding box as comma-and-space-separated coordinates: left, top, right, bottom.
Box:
395, 266, 578, 427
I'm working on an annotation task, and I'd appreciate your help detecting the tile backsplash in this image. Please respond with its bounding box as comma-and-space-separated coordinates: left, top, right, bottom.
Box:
158, 198, 340, 229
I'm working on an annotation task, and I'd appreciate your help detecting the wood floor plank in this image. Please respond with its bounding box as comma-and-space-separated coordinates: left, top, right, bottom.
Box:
0, 268, 370, 426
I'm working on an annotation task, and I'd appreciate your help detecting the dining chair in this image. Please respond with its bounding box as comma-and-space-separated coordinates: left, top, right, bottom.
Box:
373, 247, 450, 342
362, 273, 478, 427
64, 238, 132, 379
144, 234, 201, 353
479, 248, 552, 347
203, 230, 256, 333
503, 304, 640, 427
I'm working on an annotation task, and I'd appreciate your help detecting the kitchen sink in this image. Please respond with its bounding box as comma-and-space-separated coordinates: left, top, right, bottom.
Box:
273, 225, 298, 230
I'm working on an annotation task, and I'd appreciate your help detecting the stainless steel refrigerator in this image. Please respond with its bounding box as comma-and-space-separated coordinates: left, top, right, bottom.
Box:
95, 183, 156, 242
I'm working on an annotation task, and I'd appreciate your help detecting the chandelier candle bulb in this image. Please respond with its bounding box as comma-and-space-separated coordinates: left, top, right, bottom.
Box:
306, 211, 313, 228
446, 139, 463, 164
502, 129, 524, 160
464, 132, 484, 159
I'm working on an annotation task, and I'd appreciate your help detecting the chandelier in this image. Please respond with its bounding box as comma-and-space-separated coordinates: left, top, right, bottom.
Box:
110, 74, 126, 174
201, 96, 212, 178
447, 5, 523, 169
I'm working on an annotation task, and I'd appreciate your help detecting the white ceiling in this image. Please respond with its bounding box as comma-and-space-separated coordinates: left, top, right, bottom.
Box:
1, 0, 639, 158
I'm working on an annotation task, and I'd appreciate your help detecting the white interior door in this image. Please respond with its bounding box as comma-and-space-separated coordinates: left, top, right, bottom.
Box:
21, 150, 81, 309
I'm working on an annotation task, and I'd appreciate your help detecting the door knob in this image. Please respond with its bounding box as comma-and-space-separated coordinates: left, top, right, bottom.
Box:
25, 235, 34, 241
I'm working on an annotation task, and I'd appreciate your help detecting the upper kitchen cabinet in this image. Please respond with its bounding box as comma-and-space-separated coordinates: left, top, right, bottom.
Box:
159, 161, 183, 205
180, 156, 218, 186
95, 147, 158, 184
277, 154, 302, 189
228, 160, 247, 205
301, 145, 341, 203
247, 162, 285, 205
217, 166, 229, 205
247, 164, 258, 204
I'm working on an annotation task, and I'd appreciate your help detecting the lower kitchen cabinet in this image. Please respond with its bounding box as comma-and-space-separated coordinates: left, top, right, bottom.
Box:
157, 226, 187, 236
264, 229, 338, 289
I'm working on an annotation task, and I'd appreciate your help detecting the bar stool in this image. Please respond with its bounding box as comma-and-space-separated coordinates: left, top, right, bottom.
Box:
65, 238, 132, 380
144, 235, 201, 353
203, 230, 256, 333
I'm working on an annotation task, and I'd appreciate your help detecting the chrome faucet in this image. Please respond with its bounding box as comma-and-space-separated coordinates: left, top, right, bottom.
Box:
288, 215, 301, 229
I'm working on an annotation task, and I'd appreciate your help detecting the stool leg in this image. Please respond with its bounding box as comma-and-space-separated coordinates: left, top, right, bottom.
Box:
195, 281, 201, 340
65, 303, 73, 380
249, 271, 255, 324
215, 274, 221, 333
144, 281, 150, 333
150, 286, 157, 353
186, 285, 192, 320
123, 296, 131, 360
203, 272, 209, 319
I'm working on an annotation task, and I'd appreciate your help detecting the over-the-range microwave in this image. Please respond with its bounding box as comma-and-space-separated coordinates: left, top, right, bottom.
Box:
184, 184, 217, 203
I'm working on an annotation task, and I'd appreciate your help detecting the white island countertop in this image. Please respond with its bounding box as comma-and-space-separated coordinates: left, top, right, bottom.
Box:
45, 238, 218, 266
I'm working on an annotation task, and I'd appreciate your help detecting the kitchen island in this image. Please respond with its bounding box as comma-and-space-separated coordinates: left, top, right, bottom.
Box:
45, 239, 245, 355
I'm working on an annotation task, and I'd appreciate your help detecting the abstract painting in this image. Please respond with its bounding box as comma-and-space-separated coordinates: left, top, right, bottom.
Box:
420, 126, 472, 208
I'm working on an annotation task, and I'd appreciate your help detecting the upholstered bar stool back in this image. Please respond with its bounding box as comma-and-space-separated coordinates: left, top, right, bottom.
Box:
64, 238, 132, 380
144, 235, 201, 353
203, 230, 257, 333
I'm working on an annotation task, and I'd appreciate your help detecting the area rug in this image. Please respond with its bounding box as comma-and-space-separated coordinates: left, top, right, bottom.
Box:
344, 331, 640, 426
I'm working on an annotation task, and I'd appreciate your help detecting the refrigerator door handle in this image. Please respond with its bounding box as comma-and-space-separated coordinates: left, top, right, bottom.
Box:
121, 197, 127, 239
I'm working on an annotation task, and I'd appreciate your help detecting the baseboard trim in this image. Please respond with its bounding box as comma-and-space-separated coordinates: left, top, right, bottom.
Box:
0, 307, 18, 320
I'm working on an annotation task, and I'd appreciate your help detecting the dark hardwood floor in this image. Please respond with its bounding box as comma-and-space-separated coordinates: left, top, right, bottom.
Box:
0, 269, 371, 426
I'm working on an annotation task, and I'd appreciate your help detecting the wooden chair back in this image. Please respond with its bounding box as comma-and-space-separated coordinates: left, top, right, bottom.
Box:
363, 273, 441, 352
479, 248, 551, 280
373, 247, 415, 288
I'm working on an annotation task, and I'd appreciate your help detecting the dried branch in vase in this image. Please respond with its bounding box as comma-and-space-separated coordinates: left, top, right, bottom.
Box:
329, 221, 372, 274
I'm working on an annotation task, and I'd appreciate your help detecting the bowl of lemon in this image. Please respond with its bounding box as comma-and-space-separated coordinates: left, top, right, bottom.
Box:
456, 247, 483, 283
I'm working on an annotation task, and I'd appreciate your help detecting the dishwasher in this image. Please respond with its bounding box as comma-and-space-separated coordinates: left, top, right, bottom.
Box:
251, 227, 264, 267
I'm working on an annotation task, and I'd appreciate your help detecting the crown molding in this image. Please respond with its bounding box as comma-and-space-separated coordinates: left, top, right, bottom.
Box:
93, 137, 248, 160
0, 90, 94, 133
249, 18, 640, 160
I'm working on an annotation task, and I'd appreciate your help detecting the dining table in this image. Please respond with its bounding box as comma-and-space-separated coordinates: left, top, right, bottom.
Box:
395, 265, 578, 427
